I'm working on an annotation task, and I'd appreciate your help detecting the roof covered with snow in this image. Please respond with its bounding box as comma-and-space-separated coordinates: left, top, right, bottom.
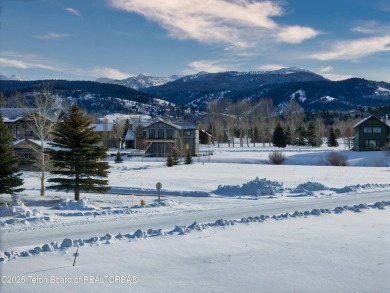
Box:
125, 129, 135, 141
353, 115, 389, 128
91, 123, 114, 132
0, 107, 62, 123
144, 118, 197, 130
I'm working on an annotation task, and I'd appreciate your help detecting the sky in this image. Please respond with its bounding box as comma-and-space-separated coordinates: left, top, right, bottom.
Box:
1, 0, 390, 82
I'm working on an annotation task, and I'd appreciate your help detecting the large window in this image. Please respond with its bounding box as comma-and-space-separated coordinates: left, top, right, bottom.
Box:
364, 126, 382, 133
166, 129, 173, 139
149, 129, 155, 139
158, 129, 164, 139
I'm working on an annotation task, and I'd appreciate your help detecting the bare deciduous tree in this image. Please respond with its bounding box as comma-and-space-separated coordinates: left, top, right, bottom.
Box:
30, 86, 60, 196
283, 100, 304, 146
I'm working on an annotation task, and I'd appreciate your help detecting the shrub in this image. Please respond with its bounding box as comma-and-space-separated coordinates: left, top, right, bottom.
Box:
268, 151, 286, 165
140, 199, 146, 206
185, 152, 192, 164
326, 151, 348, 166
166, 155, 174, 167
115, 151, 123, 163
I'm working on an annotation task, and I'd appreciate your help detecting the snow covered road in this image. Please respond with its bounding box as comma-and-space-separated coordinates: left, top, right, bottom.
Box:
2, 190, 389, 251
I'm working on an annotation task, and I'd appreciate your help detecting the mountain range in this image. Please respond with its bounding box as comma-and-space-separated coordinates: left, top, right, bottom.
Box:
1, 68, 390, 114
96, 74, 182, 90
95, 67, 390, 112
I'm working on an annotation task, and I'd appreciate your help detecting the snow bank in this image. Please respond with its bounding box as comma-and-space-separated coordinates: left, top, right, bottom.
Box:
55, 198, 99, 211
213, 177, 284, 197
1, 200, 389, 263
213, 178, 390, 197
0, 195, 50, 227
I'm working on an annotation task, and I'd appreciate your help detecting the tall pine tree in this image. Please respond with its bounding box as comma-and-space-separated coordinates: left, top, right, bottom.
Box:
327, 127, 339, 147
272, 123, 287, 148
0, 114, 24, 195
47, 104, 110, 201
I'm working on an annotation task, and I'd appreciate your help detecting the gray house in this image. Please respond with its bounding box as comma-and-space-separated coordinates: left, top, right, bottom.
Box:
142, 119, 199, 157
353, 115, 390, 151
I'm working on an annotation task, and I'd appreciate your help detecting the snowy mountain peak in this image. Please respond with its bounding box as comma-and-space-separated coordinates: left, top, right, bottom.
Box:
0, 74, 24, 81
96, 74, 182, 90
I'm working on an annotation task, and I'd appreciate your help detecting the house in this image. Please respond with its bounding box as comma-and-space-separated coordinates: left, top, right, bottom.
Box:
0, 107, 62, 140
1, 107, 62, 169
124, 129, 135, 149
199, 129, 212, 145
142, 118, 199, 156
91, 123, 115, 148
353, 115, 390, 151
12, 139, 50, 170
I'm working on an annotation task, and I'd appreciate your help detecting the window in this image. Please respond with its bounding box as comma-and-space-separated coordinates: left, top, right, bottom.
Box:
363, 127, 372, 133
149, 129, 155, 139
364, 126, 382, 133
184, 131, 191, 136
25, 130, 34, 137
158, 129, 164, 139
166, 129, 173, 139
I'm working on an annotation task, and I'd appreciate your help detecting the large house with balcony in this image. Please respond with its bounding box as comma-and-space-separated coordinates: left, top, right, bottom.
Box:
353, 115, 390, 151
0, 107, 62, 169
142, 119, 199, 157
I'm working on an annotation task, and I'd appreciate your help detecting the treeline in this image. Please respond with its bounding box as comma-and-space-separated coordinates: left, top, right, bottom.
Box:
201, 98, 364, 148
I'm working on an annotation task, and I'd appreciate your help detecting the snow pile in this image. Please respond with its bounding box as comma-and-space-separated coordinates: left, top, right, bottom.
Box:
55, 198, 99, 211
292, 182, 328, 196
214, 178, 390, 198
0, 195, 50, 227
149, 199, 190, 208
2, 200, 388, 263
213, 177, 284, 197
331, 183, 390, 194
0, 195, 41, 218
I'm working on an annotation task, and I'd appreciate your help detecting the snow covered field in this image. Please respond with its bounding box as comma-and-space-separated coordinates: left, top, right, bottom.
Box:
1, 144, 389, 292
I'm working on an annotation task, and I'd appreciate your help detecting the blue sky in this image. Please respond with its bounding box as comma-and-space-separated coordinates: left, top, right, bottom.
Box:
1, 0, 390, 82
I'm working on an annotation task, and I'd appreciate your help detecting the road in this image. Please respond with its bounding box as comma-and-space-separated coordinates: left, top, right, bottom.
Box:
1, 191, 389, 251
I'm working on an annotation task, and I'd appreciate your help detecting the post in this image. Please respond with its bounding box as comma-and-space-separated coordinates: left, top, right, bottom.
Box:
156, 182, 162, 203
73, 248, 79, 266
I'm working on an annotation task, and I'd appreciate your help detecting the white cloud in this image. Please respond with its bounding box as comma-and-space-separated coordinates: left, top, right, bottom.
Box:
321, 73, 354, 81
0, 57, 57, 70
90, 67, 133, 79
312, 36, 390, 61
34, 32, 70, 40
109, 0, 318, 49
316, 66, 353, 81
182, 60, 230, 75
256, 64, 285, 71
65, 7, 81, 16
276, 25, 320, 44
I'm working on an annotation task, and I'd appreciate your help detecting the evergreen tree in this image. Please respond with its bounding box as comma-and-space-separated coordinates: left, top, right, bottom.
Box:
185, 151, 192, 164
47, 104, 110, 201
272, 123, 287, 148
172, 149, 179, 165
115, 151, 123, 163
122, 118, 131, 140
0, 114, 24, 195
166, 155, 174, 167
327, 127, 339, 147
296, 125, 307, 146
307, 121, 317, 147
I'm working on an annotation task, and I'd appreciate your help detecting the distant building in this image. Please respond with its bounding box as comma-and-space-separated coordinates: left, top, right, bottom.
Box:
199, 129, 212, 145
0, 107, 62, 169
91, 123, 115, 148
0, 107, 62, 140
142, 118, 199, 156
353, 115, 390, 151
